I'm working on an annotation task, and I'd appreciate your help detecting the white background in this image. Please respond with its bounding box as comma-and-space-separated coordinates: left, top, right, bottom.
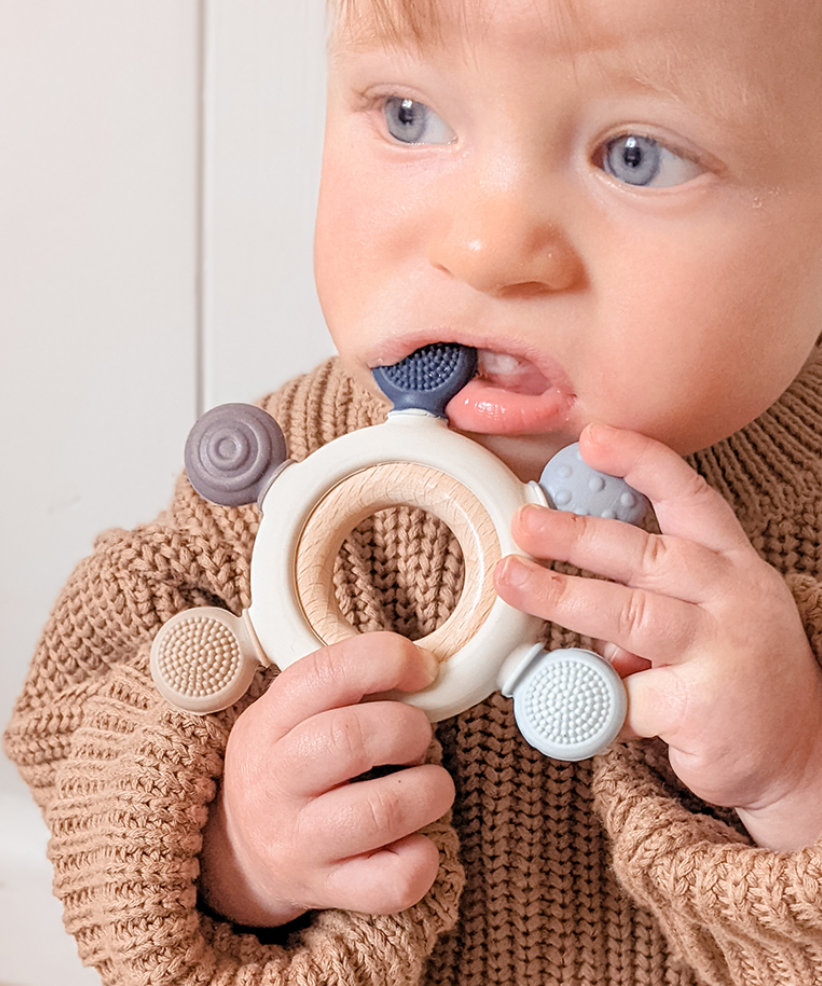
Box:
0, 3, 333, 983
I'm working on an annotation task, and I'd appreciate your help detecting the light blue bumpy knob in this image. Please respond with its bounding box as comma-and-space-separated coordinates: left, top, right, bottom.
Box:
540, 443, 648, 524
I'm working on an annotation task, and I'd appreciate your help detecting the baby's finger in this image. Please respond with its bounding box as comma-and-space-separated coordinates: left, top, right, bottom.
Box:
595, 640, 652, 678
256, 633, 438, 744
578, 425, 750, 553
277, 701, 435, 798
495, 555, 705, 665
622, 665, 688, 741
511, 505, 730, 604
300, 763, 455, 861
320, 833, 442, 914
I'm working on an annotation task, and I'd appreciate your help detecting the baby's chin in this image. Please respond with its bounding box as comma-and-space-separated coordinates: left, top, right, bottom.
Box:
447, 428, 579, 483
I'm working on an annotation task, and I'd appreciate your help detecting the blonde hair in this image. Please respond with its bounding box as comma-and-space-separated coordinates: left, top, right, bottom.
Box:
329, 0, 458, 46
329, 0, 582, 51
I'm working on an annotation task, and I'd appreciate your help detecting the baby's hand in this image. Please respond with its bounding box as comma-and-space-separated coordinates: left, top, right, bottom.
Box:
495, 424, 822, 851
198, 633, 455, 927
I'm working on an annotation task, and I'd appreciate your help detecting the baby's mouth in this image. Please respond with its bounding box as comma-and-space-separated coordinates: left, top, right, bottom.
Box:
476, 350, 552, 396
446, 347, 576, 436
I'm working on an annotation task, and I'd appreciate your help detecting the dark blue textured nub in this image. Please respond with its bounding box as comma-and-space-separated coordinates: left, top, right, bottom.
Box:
372, 343, 478, 417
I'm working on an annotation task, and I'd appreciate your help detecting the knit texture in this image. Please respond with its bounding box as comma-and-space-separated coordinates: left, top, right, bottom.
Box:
6, 354, 822, 986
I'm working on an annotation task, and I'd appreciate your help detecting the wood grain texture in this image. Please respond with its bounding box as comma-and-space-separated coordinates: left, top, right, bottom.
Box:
295, 463, 501, 662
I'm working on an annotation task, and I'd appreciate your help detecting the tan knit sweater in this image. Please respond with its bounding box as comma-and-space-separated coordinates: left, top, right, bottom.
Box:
7, 356, 822, 986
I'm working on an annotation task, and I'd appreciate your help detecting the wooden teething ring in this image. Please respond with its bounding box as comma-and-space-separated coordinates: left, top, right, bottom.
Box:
295, 462, 501, 662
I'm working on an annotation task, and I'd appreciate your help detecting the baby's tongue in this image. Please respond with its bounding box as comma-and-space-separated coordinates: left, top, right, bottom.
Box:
477, 350, 550, 396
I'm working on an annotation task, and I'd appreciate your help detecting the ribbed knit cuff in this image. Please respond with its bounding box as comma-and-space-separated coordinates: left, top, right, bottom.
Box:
46, 653, 463, 986
787, 573, 822, 661
593, 738, 822, 985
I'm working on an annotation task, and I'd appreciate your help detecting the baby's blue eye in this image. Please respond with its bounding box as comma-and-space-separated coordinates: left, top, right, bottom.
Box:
383, 97, 454, 145
601, 134, 703, 188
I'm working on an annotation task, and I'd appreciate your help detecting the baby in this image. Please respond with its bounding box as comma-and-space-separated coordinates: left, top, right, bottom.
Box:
7, 0, 822, 983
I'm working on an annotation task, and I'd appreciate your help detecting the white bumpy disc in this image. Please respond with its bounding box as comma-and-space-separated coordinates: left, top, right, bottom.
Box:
509, 648, 627, 761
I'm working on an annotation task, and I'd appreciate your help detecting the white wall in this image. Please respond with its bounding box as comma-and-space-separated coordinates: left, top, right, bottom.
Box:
0, 3, 332, 983
203, 0, 330, 408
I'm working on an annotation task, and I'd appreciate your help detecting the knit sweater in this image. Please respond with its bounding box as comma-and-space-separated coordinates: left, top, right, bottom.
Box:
6, 355, 822, 986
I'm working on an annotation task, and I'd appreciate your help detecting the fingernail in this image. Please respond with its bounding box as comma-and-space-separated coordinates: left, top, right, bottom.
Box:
586, 423, 617, 445
417, 647, 441, 684
496, 555, 531, 588
517, 503, 543, 531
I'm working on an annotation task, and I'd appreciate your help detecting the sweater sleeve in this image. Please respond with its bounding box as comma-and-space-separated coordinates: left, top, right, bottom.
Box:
2, 475, 463, 986
591, 572, 822, 986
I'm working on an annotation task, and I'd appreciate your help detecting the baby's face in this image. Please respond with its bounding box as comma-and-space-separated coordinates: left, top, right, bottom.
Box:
315, 0, 822, 478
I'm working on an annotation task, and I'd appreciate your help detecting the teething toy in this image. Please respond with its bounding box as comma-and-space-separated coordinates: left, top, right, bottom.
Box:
150, 344, 647, 761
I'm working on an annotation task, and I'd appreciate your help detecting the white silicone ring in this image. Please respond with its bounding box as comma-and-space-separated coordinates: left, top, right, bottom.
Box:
249, 412, 547, 721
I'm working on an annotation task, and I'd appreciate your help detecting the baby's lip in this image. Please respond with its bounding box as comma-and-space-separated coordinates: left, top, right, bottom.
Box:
445, 346, 577, 436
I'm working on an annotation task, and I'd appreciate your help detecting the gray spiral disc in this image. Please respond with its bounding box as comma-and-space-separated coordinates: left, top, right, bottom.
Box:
184, 403, 287, 507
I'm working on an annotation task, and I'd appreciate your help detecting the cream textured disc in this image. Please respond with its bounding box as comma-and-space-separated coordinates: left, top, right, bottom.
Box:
150, 608, 261, 714
154, 616, 243, 698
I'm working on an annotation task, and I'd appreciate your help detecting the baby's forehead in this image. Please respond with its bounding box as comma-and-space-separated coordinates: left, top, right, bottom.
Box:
329, 0, 822, 99
330, 0, 821, 49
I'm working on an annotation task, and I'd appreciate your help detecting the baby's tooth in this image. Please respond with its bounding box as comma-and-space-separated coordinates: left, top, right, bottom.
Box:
479, 351, 526, 375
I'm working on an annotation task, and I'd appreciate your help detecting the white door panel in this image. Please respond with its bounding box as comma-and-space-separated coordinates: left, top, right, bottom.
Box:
1, 5, 333, 983
202, 0, 333, 410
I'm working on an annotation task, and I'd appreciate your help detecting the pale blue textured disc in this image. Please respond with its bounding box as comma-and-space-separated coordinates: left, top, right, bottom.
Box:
511, 648, 627, 761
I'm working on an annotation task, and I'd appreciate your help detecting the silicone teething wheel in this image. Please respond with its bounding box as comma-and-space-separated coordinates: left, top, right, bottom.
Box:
508, 648, 627, 761
150, 343, 641, 739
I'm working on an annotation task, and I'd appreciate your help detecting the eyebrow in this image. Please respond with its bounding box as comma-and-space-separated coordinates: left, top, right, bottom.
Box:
613, 44, 779, 148
329, 0, 444, 48
330, 4, 788, 153
329, 0, 525, 55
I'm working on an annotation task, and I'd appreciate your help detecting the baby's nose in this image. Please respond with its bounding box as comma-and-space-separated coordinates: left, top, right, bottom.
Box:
427, 183, 584, 297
